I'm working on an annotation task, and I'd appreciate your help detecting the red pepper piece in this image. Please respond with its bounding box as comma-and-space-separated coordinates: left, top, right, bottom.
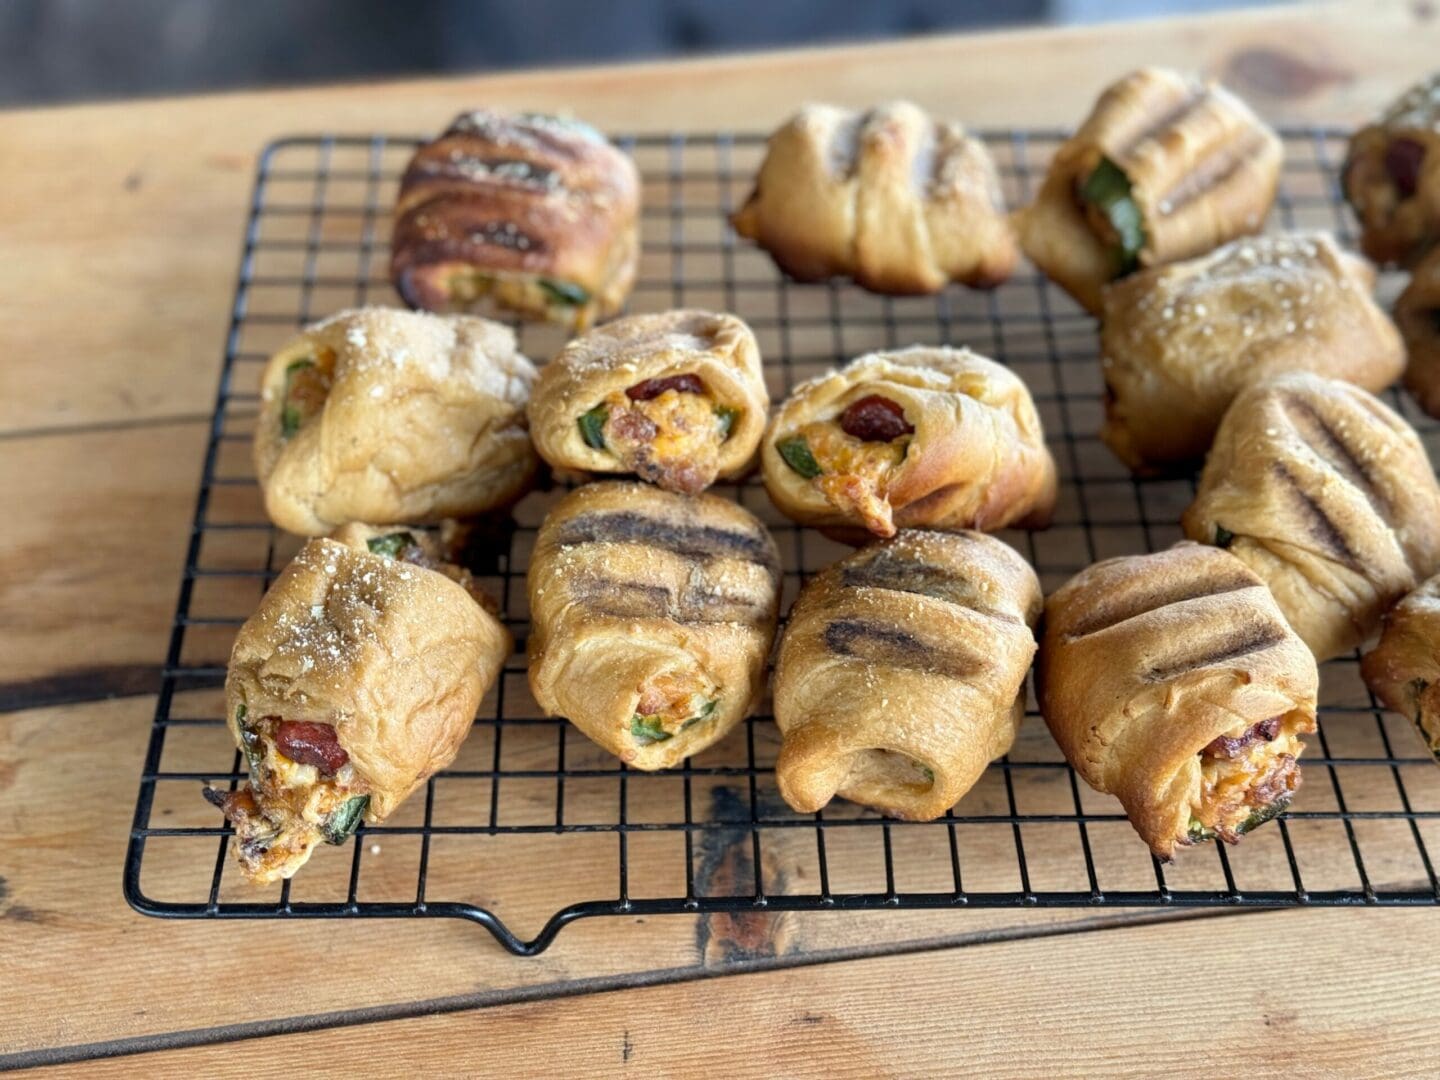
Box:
1385, 138, 1426, 199
839, 395, 914, 442
274, 720, 350, 775
626, 373, 704, 401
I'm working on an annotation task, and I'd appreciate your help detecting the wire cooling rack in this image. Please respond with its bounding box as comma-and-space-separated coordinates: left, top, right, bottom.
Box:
123, 128, 1440, 956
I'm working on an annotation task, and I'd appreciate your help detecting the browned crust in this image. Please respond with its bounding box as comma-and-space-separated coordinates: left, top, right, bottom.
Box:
1180, 372, 1440, 662
390, 110, 639, 326
1343, 73, 1440, 268
773, 530, 1041, 820
1396, 245, 1440, 418
1098, 231, 1403, 473
760, 346, 1057, 539
1037, 543, 1318, 859
1361, 574, 1440, 763
1015, 67, 1282, 314
526, 482, 781, 772
732, 101, 1017, 295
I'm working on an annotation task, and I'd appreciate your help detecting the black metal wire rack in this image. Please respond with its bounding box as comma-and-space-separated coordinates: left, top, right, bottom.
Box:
123, 128, 1440, 956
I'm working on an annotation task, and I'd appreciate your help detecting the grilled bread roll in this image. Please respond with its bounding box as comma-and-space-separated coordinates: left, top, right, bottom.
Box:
773, 530, 1041, 821
1017, 67, 1282, 314
761, 346, 1056, 540
1343, 73, 1440, 267
391, 109, 639, 329
527, 310, 766, 494
1038, 543, 1318, 860
731, 101, 1018, 294
254, 308, 538, 536
1361, 574, 1440, 764
527, 482, 781, 770
1395, 245, 1440, 417
213, 529, 509, 884
1181, 373, 1440, 662
1100, 232, 1404, 472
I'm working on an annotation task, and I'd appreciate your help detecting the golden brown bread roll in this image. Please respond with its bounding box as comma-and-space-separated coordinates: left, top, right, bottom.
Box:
527, 482, 781, 770
1395, 245, 1440, 417
1343, 73, 1440, 268
1361, 574, 1440, 764
1038, 543, 1318, 860
254, 307, 538, 536
527, 310, 767, 493
761, 346, 1056, 540
1182, 373, 1440, 662
1099, 232, 1404, 472
731, 101, 1017, 294
391, 109, 639, 328
1016, 67, 1282, 314
212, 528, 510, 884
773, 530, 1041, 821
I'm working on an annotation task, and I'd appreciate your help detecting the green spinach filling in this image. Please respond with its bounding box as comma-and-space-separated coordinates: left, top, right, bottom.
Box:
776, 435, 822, 479
578, 405, 609, 449
366, 531, 418, 559
280, 357, 316, 438
1080, 157, 1146, 277
322, 794, 371, 845
631, 699, 719, 745
539, 278, 591, 306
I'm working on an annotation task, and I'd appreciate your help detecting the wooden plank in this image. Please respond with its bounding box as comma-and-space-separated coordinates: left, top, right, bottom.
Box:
0, 693, 1283, 1061
0, 422, 206, 706
21, 906, 1439, 1077
0, 1, 1431, 434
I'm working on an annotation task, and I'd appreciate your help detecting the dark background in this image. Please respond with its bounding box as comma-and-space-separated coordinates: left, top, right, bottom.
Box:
0, 0, 1283, 107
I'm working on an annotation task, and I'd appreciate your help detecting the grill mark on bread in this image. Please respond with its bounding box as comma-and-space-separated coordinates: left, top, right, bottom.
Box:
1145, 621, 1290, 681
839, 555, 1017, 622
1112, 83, 1210, 161
1281, 394, 1391, 523
823, 617, 981, 680
1156, 128, 1269, 214
572, 576, 767, 625
1062, 570, 1257, 639
555, 511, 778, 571
1272, 459, 1361, 567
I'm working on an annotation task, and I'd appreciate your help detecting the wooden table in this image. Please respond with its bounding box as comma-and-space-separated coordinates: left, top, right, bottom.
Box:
5, 2, 1440, 1074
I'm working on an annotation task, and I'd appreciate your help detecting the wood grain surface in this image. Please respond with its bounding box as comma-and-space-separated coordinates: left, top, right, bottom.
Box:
3, 2, 1439, 1072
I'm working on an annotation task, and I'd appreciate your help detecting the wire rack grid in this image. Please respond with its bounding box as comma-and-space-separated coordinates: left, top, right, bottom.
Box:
122, 127, 1440, 956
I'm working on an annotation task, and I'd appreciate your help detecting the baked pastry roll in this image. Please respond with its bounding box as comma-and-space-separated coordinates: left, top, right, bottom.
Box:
209, 528, 509, 883
1343, 73, 1440, 267
773, 530, 1041, 821
1395, 245, 1440, 417
1038, 544, 1318, 860
254, 307, 538, 536
1016, 67, 1282, 314
761, 346, 1056, 540
1361, 574, 1440, 764
391, 109, 639, 328
1181, 373, 1440, 662
731, 101, 1017, 294
528, 482, 781, 770
1100, 232, 1404, 472
527, 310, 766, 494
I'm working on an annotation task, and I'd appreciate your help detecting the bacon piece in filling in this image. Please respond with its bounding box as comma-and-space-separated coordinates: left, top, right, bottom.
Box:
1190, 715, 1302, 844
798, 394, 913, 536
600, 375, 729, 494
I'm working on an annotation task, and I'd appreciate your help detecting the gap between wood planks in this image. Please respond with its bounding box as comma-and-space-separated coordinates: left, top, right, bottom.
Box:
0, 905, 1260, 1071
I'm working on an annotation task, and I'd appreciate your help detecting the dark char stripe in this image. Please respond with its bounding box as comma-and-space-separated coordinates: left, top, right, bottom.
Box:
823, 617, 980, 680
1272, 459, 1360, 568
572, 576, 768, 626
1281, 394, 1392, 524
839, 556, 1016, 622
1145, 621, 1290, 682
555, 511, 778, 572
1063, 571, 1256, 640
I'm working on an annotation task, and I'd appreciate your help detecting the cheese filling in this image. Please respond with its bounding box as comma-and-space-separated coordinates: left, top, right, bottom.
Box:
631, 670, 719, 745
1186, 716, 1303, 845
599, 387, 730, 494
798, 420, 910, 536
208, 711, 368, 884
445, 267, 591, 321
279, 346, 336, 438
